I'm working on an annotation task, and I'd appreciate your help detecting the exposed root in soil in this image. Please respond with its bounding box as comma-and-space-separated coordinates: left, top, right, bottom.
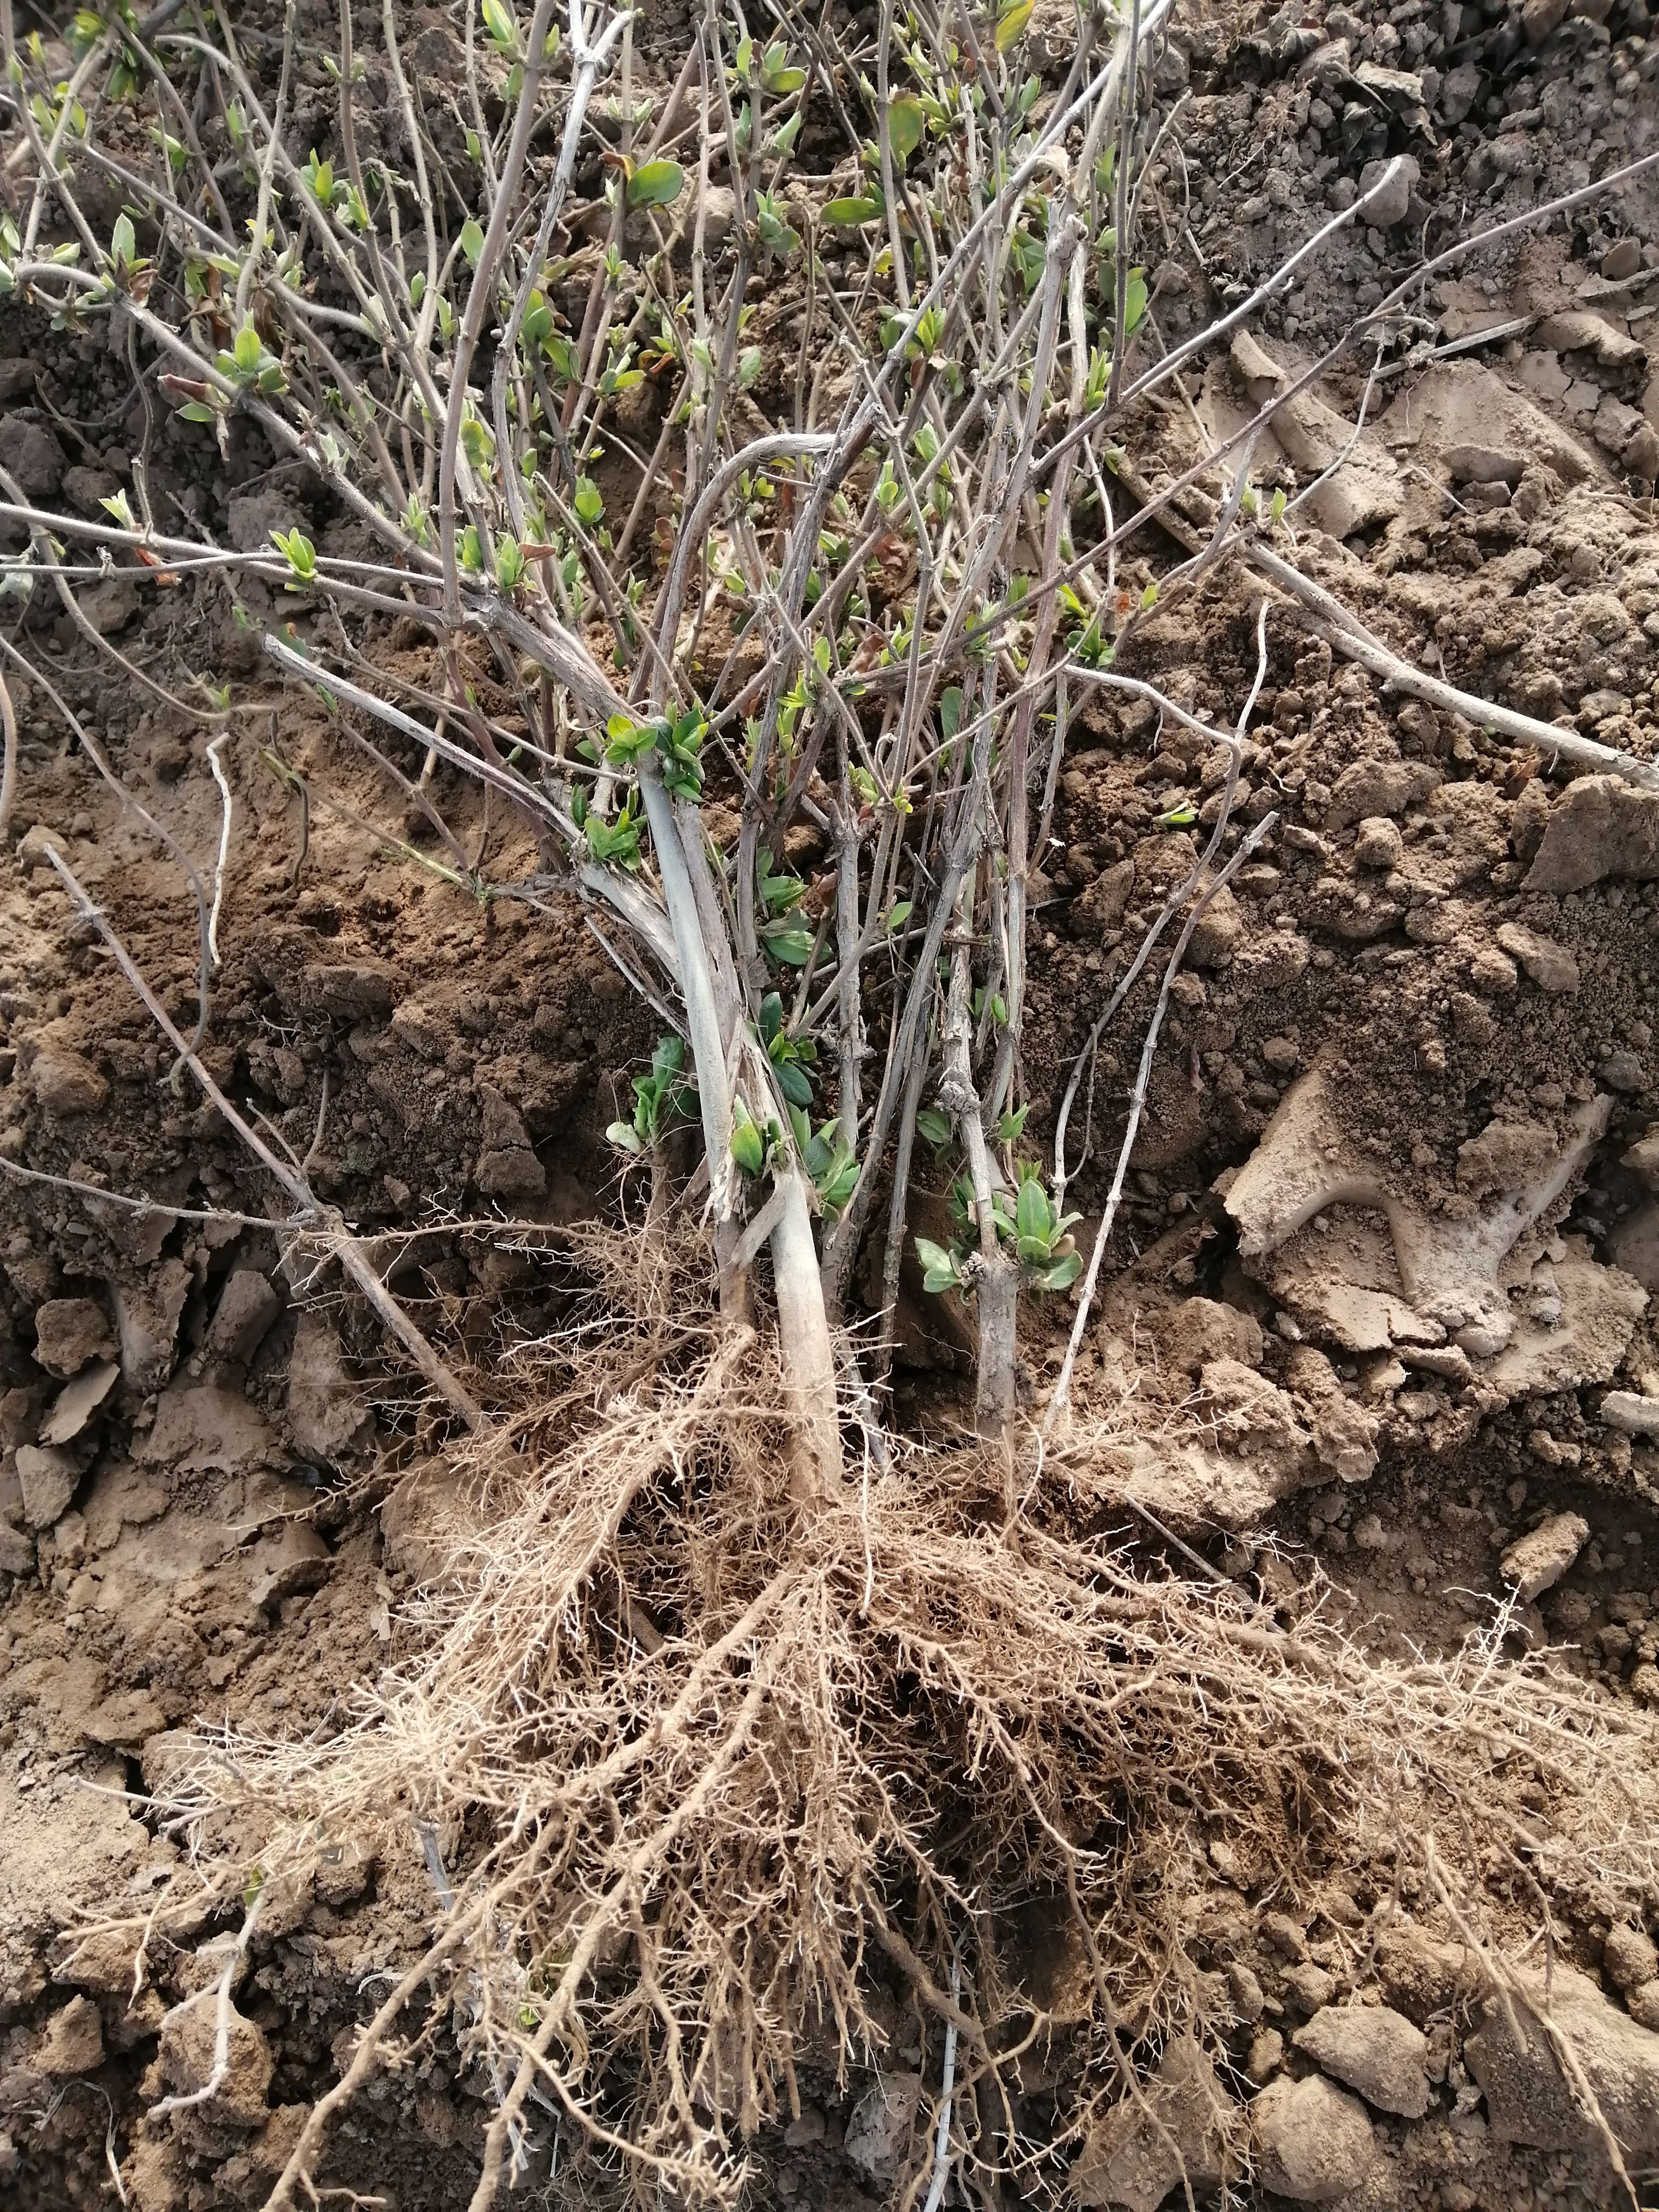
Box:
135, 1235, 1659, 2209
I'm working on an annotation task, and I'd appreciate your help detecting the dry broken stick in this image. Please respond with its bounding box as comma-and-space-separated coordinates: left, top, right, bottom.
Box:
1249, 543, 1659, 795
37, 844, 488, 1434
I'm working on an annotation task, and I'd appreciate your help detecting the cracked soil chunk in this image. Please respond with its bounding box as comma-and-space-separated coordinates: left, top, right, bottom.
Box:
1524, 775, 1659, 895
158, 1995, 274, 2128
1070, 2035, 1236, 2211
1500, 1512, 1589, 1602
1251, 2073, 1375, 2202
1292, 2001, 1430, 2117
31, 1296, 115, 1378
1464, 1967, 1659, 2158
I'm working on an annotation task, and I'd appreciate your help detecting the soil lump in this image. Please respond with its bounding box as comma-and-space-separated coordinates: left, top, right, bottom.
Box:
1501, 1512, 1590, 1601
1251, 2073, 1375, 2202
31, 1297, 114, 1378
1292, 2001, 1431, 2117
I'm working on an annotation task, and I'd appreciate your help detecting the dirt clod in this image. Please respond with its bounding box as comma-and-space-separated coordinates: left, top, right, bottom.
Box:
1604, 1923, 1659, 1995
1252, 2072, 1376, 2202
1070, 2034, 1236, 2211
35, 1993, 105, 2076
1464, 1967, 1659, 2159
1501, 1511, 1591, 1602
157, 1995, 274, 2130
31, 1298, 114, 1379
1293, 2001, 1431, 2118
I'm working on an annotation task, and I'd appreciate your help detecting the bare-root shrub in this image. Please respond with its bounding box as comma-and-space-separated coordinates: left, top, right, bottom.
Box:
155, 1237, 1659, 2209
11, 1, 1659, 2200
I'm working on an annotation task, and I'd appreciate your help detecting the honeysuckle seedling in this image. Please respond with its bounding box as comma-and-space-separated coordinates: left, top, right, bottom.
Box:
269, 527, 316, 589
759, 992, 817, 1110
608, 1034, 695, 1155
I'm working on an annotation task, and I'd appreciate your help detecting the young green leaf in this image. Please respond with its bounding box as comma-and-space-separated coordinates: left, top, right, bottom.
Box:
760, 42, 805, 93
823, 196, 884, 227
758, 857, 805, 914
805, 1120, 859, 1215
756, 190, 801, 251
585, 799, 643, 871
459, 217, 485, 267
627, 159, 685, 211
604, 712, 658, 767
915, 1237, 961, 1294
886, 95, 925, 163
480, 0, 517, 52
1015, 1177, 1048, 1246
996, 0, 1035, 49
269, 526, 316, 586
916, 1106, 953, 1152
730, 1105, 766, 1177
1122, 266, 1149, 337
764, 926, 815, 967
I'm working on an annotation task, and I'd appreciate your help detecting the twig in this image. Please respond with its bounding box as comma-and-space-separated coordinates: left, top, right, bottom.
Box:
1249, 543, 1659, 792
920, 1951, 961, 2212
0, 660, 15, 841
1047, 811, 1278, 1425
205, 732, 233, 968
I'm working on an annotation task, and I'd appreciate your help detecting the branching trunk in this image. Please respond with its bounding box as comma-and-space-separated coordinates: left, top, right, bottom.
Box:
636, 764, 842, 1487
632, 766, 738, 1247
